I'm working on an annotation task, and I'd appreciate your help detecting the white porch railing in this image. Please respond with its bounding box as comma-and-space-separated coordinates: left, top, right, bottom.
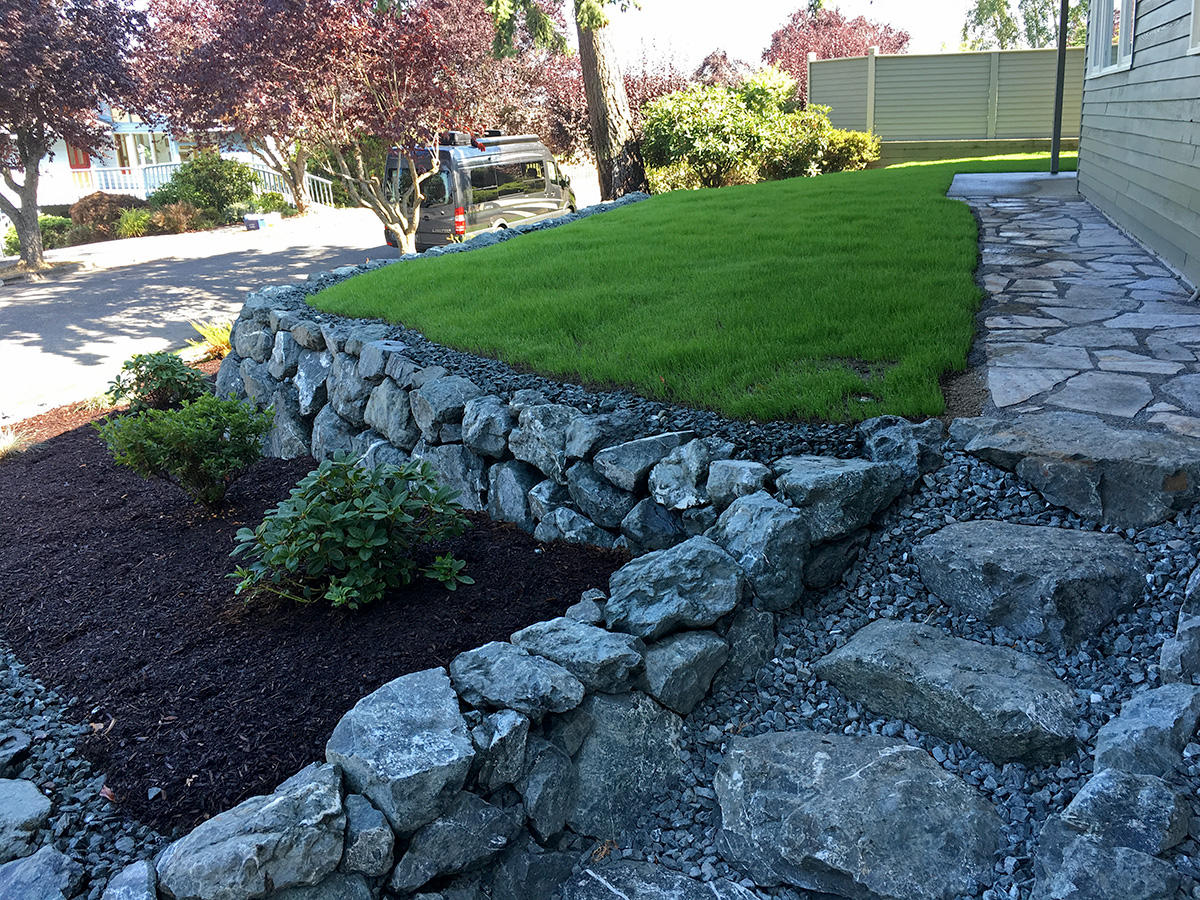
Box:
69, 163, 335, 207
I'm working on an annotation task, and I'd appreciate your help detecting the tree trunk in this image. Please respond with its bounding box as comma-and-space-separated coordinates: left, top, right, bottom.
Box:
0, 145, 46, 269
575, 19, 648, 200
288, 150, 312, 215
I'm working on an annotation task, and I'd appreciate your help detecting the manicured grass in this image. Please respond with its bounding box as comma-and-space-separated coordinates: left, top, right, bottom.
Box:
313, 153, 1077, 422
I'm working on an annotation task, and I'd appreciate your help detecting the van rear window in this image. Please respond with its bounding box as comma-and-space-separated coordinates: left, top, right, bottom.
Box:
393, 167, 450, 206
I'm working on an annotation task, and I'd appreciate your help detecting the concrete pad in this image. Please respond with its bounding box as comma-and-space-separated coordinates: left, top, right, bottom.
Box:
1048, 372, 1154, 418
988, 368, 1078, 408
947, 172, 1080, 200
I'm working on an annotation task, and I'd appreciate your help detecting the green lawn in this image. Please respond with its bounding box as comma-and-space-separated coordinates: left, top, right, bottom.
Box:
313, 153, 1077, 422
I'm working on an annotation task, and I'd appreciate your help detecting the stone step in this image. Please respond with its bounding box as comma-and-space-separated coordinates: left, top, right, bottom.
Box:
814, 618, 1078, 764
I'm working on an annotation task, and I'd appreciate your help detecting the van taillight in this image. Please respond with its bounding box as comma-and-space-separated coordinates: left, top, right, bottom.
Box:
454, 207, 466, 236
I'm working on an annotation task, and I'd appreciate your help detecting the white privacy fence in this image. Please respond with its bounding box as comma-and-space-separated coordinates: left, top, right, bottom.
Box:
808, 47, 1086, 141
69, 162, 335, 206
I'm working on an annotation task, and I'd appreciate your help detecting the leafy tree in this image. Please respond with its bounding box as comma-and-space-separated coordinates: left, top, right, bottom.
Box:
140, 0, 327, 214
763, 8, 911, 105
692, 50, 751, 87
961, 0, 1086, 49
489, 0, 650, 199
0, 0, 144, 268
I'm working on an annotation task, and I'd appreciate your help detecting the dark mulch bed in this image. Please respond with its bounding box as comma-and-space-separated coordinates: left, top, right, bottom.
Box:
0, 405, 628, 837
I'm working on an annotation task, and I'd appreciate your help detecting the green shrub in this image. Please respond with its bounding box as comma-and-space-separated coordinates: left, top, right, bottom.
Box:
231, 455, 472, 609
69, 191, 149, 238
108, 351, 210, 411
642, 84, 765, 189
759, 106, 834, 181
2, 227, 16, 257
96, 394, 272, 510
222, 202, 254, 225
65, 224, 101, 246
149, 154, 260, 215
254, 191, 295, 215
115, 207, 153, 239
3, 215, 74, 255
820, 128, 882, 173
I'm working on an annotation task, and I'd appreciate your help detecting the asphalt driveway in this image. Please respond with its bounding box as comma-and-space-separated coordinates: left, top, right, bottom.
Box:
0, 207, 393, 425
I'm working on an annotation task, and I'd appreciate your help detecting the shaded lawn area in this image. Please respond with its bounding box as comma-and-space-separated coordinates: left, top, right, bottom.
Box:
312, 153, 1078, 422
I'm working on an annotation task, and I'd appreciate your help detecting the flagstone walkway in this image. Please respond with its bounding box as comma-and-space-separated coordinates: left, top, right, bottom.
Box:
948, 172, 1200, 438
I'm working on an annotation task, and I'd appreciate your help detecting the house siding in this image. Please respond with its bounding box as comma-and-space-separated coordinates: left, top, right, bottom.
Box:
1079, 0, 1200, 284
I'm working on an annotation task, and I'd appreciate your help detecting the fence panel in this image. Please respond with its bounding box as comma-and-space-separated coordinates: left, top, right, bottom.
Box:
810, 47, 1086, 142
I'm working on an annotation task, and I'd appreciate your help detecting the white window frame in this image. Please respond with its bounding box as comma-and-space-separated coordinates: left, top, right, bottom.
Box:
1190, 0, 1200, 55
1087, 0, 1137, 75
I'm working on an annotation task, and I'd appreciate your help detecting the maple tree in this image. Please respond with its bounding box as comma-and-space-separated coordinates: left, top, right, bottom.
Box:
0, 0, 144, 268
763, 8, 910, 105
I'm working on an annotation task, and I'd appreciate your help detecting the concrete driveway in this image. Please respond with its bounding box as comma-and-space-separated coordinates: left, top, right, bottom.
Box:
0, 207, 393, 425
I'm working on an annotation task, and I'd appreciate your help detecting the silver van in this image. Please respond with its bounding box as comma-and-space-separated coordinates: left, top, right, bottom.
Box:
384, 132, 576, 251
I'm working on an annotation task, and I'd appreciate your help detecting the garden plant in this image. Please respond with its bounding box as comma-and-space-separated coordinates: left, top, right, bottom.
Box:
107, 351, 211, 411
231, 454, 473, 609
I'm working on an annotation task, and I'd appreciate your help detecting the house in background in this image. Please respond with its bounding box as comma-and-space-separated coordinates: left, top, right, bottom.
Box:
1078, 0, 1200, 285
34, 103, 257, 208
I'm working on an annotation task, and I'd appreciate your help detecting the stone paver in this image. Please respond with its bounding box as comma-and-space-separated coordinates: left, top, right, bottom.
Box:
950, 173, 1200, 436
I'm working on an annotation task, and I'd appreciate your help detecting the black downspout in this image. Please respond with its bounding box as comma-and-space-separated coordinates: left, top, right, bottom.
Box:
1051, 0, 1071, 174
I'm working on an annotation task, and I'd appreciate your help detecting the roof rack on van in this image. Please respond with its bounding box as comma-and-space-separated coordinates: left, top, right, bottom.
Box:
440, 131, 473, 146
474, 134, 541, 148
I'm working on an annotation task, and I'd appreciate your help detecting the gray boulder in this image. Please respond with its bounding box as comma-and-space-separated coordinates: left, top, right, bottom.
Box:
773, 455, 906, 542
358, 340, 409, 380
567, 462, 639, 528
291, 320, 326, 351
471, 710, 530, 793
648, 439, 722, 510
1093, 682, 1200, 777
0, 846, 83, 900
709, 492, 808, 611
310, 405, 358, 462
913, 520, 1145, 648
339, 794, 394, 878
593, 431, 694, 492
463, 396, 517, 458
558, 862, 759, 900
951, 412, 1200, 527
295, 349, 332, 416
232, 319, 273, 362
388, 792, 522, 893
411, 375, 485, 442
516, 738, 577, 842
1030, 835, 1180, 900
564, 411, 639, 461
239, 358, 279, 409
363, 378, 421, 450
0, 779, 50, 863
814, 619, 1078, 764
1048, 768, 1188, 858
491, 838, 580, 900
859, 415, 945, 482
268, 873, 375, 900
803, 530, 870, 590
534, 508, 616, 549
325, 668, 474, 835
605, 536, 745, 640
342, 324, 392, 355
0, 732, 30, 779
509, 404, 585, 484
568, 692, 685, 839
214, 353, 245, 400
511, 617, 644, 693
263, 387, 311, 460
100, 860, 156, 900
713, 607, 775, 691
619, 499, 686, 553
450, 641, 585, 720
716, 731, 1003, 900
328, 353, 372, 425
488, 461, 542, 533
155, 763, 345, 900
639, 631, 729, 715
705, 460, 771, 512
268, 331, 301, 380
527, 479, 573, 522
411, 440, 486, 511
565, 595, 605, 625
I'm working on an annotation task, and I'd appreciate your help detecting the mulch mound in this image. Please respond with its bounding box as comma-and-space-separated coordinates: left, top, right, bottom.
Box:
0, 406, 628, 836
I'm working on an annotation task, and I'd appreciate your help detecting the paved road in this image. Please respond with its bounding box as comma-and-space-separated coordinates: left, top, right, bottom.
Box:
0, 207, 393, 425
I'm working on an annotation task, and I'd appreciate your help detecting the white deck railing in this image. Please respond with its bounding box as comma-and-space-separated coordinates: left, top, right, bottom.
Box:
69, 163, 335, 207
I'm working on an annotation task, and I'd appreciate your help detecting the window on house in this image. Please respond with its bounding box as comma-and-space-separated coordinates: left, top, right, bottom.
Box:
1089, 0, 1136, 73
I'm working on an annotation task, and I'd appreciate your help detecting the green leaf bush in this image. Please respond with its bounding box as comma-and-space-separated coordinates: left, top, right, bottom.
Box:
96, 394, 272, 510
108, 351, 210, 411
149, 154, 261, 216
115, 207, 153, 239
3, 215, 74, 255
231, 455, 471, 609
